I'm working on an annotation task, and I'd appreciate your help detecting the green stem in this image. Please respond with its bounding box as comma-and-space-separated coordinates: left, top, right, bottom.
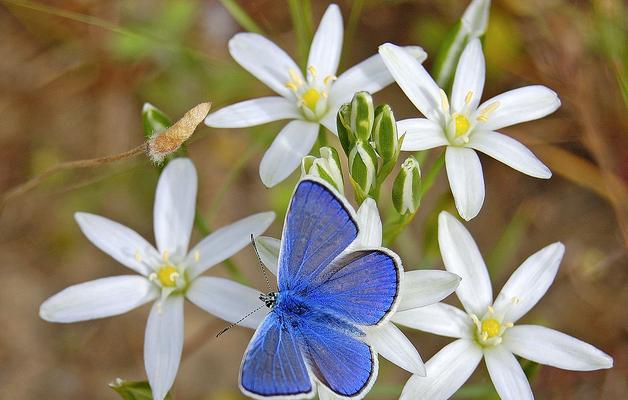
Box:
218, 0, 264, 34
419, 151, 445, 196
288, 0, 313, 67
342, 0, 365, 69
2, 0, 217, 64
382, 212, 415, 246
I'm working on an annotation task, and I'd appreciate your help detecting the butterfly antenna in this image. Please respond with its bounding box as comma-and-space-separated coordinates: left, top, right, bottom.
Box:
250, 234, 273, 292
216, 304, 266, 337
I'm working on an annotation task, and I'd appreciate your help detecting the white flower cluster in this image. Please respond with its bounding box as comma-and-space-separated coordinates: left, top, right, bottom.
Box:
39, 1, 613, 400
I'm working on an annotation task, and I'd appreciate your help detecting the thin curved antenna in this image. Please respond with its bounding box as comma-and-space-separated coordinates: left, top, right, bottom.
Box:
250, 234, 273, 292
216, 304, 267, 337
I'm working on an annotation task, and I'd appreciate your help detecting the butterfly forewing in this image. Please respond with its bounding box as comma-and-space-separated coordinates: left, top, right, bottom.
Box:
278, 179, 358, 293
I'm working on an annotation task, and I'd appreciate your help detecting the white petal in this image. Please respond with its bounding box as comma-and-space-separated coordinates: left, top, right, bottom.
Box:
398, 118, 448, 151
186, 212, 275, 279
477, 85, 561, 131
468, 130, 552, 179
484, 346, 533, 400
392, 303, 473, 339
74, 213, 159, 276
445, 146, 485, 221
204, 97, 299, 128
307, 4, 343, 78
400, 339, 482, 400
379, 43, 443, 123
254, 236, 280, 276
398, 270, 461, 311
229, 33, 301, 98
331, 46, 427, 106
461, 0, 490, 37
438, 211, 492, 315
259, 120, 319, 187
503, 325, 614, 371
153, 158, 197, 258
451, 39, 485, 112
145, 296, 184, 400
493, 242, 564, 323
186, 277, 267, 330
40, 276, 157, 323
319, 111, 338, 135
366, 323, 425, 375
355, 198, 382, 247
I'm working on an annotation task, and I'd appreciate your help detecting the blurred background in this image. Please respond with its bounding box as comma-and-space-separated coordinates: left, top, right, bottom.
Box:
0, 0, 626, 399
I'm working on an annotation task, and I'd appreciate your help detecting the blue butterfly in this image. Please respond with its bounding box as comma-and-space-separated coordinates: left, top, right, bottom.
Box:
240, 178, 403, 399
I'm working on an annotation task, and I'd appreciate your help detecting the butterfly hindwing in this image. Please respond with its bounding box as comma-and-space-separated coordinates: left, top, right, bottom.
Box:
299, 315, 376, 398
240, 313, 313, 399
304, 249, 401, 326
278, 179, 358, 292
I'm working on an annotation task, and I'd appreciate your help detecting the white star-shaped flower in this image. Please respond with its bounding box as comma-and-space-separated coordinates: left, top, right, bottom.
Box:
379, 39, 560, 220
205, 4, 426, 187
39, 158, 275, 400
394, 211, 613, 400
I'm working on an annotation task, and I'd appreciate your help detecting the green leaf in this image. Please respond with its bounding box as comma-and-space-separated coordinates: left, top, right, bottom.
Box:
109, 379, 173, 400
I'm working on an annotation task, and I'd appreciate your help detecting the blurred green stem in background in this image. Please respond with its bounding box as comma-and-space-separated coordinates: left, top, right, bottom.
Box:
288, 0, 313, 67
342, 0, 365, 68
1, 0, 217, 64
218, 0, 264, 34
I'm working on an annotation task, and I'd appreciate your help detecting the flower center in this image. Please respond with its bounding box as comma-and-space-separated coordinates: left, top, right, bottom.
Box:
301, 88, 321, 111
481, 318, 501, 338
470, 306, 514, 347
285, 66, 335, 122
454, 114, 471, 137
157, 266, 179, 287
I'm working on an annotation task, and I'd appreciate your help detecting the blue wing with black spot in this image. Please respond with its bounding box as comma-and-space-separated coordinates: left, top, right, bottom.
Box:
277, 179, 358, 293
240, 313, 313, 399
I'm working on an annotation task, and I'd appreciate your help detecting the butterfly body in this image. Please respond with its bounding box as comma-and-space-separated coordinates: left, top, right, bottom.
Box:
240, 179, 402, 400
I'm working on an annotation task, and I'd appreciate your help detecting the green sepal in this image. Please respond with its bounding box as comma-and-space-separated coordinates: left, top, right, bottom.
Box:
348, 140, 378, 197
350, 92, 374, 142
372, 104, 398, 162
336, 103, 353, 156
141, 103, 172, 139
392, 156, 422, 215
109, 379, 173, 400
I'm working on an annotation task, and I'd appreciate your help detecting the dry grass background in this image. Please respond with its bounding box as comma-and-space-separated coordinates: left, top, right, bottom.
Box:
0, 0, 626, 399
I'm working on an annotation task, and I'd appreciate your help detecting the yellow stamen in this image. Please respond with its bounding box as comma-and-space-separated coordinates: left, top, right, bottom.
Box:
323, 75, 336, 85
481, 318, 501, 338
157, 266, 178, 287
163, 251, 170, 262
288, 69, 303, 86
307, 65, 317, 77
454, 114, 471, 137
487, 305, 495, 314
285, 82, 298, 91
194, 250, 200, 263
302, 88, 321, 110
476, 101, 500, 122
465, 91, 474, 104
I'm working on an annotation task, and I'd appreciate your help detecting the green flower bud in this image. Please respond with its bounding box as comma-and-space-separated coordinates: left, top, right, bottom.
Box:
336, 103, 353, 156
141, 103, 172, 139
392, 157, 422, 215
301, 147, 344, 193
373, 104, 399, 162
349, 140, 378, 197
350, 91, 374, 142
